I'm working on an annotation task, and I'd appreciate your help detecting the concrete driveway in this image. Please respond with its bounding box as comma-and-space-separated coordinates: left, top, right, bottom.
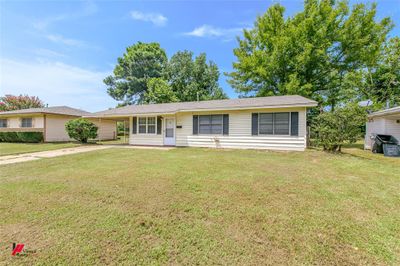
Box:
0, 145, 174, 165
0, 145, 111, 165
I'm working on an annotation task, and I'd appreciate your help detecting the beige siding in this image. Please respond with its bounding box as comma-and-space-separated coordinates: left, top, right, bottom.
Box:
46, 116, 117, 142
129, 116, 164, 146
45, 115, 75, 142
175, 107, 307, 151
89, 119, 117, 140
2, 115, 44, 129
385, 119, 400, 141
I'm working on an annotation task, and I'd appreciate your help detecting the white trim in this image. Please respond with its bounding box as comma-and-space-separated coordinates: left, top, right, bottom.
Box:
137, 116, 157, 135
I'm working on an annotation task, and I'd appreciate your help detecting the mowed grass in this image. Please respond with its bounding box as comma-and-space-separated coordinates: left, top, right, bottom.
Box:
0, 142, 81, 156
0, 147, 399, 265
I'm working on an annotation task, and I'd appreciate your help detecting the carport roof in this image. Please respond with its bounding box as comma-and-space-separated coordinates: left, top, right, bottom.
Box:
369, 106, 400, 118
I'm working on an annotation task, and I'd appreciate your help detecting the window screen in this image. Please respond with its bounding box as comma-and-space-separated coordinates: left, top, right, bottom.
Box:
258, 112, 290, 135
198, 115, 223, 134
259, 113, 273, 134
273, 113, 289, 135
147, 117, 156, 134
0, 119, 7, 128
21, 118, 32, 128
138, 117, 147, 133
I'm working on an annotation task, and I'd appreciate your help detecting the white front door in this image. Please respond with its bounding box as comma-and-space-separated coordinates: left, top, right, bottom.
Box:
164, 118, 175, 146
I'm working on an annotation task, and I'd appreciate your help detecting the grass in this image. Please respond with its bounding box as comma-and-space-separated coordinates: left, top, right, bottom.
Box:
0, 142, 81, 156
0, 147, 399, 264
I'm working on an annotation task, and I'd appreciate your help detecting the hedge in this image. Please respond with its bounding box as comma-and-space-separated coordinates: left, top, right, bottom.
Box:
0, 132, 44, 143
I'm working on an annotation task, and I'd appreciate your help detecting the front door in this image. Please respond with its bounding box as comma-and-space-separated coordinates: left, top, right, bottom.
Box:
164, 118, 175, 146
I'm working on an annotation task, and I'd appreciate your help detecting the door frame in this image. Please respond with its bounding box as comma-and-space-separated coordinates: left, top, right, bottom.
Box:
163, 117, 176, 146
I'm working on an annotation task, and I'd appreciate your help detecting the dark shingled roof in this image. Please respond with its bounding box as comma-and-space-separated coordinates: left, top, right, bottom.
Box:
88, 95, 317, 117
0, 106, 91, 117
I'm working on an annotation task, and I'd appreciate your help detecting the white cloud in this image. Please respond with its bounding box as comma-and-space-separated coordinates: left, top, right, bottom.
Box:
184, 25, 244, 40
32, 1, 98, 31
130, 11, 167, 27
0, 58, 117, 112
34, 48, 66, 58
45, 34, 86, 47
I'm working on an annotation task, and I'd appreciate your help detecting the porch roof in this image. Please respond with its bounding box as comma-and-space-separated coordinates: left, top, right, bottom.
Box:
86, 95, 317, 118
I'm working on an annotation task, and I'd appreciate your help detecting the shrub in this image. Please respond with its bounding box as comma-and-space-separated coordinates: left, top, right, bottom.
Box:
65, 118, 98, 143
0, 132, 43, 143
311, 104, 367, 152
17, 132, 43, 143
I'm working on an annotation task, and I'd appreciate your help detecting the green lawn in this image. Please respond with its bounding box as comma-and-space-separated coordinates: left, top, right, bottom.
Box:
0, 147, 399, 264
0, 142, 83, 156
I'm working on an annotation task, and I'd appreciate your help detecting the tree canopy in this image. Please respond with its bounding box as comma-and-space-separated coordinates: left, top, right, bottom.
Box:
227, 0, 394, 110
0, 94, 45, 111
104, 42, 168, 105
106, 44, 227, 105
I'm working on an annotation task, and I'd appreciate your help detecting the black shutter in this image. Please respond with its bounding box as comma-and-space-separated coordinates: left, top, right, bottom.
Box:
251, 113, 258, 135
193, 115, 198, 135
291, 112, 299, 136
132, 117, 137, 134
157, 116, 162, 135
223, 114, 229, 135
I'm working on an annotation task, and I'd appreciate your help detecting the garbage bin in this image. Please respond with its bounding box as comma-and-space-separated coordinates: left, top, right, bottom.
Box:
371, 134, 399, 153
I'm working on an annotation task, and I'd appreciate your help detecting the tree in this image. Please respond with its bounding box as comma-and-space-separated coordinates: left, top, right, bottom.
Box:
227, 0, 393, 110
143, 78, 178, 104
362, 37, 400, 108
0, 94, 45, 111
65, 118, 98, 143
164, 50, 227, 102
311, 104, 367, 152
104, 42, 168, 105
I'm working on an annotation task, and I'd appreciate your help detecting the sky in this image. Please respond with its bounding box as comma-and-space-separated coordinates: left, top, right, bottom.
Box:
1, 0, 399, 112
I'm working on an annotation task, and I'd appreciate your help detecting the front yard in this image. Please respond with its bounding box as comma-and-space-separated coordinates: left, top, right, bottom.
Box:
0, 147, 399, 264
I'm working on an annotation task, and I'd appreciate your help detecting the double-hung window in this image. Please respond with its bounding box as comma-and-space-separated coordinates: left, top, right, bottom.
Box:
0, 119, 7, 128
138, 117, 156, 134
259, 112, 290, 135
21, 118, 33, 128
199, 115, 223, 134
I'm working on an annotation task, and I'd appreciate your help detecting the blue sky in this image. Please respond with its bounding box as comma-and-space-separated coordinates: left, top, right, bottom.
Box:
1, 0, 399, 112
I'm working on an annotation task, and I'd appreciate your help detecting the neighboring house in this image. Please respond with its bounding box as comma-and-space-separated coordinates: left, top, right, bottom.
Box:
0, 106, 117, 142
365, 106, 400, 149
88, 95, 317, 151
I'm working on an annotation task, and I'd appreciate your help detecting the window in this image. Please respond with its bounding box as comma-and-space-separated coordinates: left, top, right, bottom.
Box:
21, 118, 33, 128
274, 112, 290, 135
259, 112, 289, 135
138, 117, 156, 134
147, 117, 156, 134
0, 119, 7, 128
199, 115, 223, 134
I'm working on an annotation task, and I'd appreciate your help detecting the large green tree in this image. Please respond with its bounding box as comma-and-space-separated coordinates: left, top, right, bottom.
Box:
107, 45, 227, 105
362, 37, 400, 108
227, 0, 393, 110
104, 42, 168, 105
163, 50, 227, 103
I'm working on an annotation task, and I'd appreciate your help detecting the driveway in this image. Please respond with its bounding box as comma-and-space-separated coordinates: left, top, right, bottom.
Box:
0, 145, 174, 165
0, 145, 111, 165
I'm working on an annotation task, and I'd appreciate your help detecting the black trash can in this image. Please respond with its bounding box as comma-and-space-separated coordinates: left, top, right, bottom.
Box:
371, 134, 399, 153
